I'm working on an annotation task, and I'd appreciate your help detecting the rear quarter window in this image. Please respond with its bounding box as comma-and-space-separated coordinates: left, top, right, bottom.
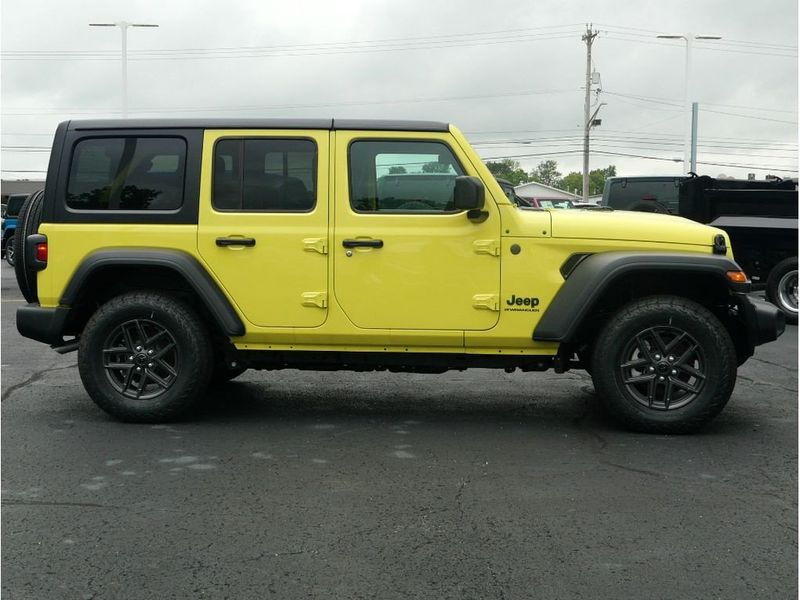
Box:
66, 137, 187, 211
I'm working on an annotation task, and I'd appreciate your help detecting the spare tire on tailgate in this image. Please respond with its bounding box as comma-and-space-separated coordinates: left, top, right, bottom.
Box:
14, 189, 45, 303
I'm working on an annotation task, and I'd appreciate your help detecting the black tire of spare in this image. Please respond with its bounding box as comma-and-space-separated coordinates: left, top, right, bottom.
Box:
590, 295, 737, 434
13, 189, 46, 303
78, 292, 213, 423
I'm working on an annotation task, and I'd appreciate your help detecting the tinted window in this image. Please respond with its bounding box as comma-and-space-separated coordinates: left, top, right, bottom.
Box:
6, 194, 27, 217
605, 178, 681, 213
213, 138, 316, 212
67, 137, 186, 210
349, 141, 465, 212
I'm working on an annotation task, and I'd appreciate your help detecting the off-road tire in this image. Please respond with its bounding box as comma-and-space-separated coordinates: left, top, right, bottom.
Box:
590, 295, 737, 434
78, 292, 213, 423
765, 257, 798, 325
13, 189, 45, 302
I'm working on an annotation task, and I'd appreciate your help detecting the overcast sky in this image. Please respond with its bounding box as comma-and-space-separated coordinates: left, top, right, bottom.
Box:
1, 0, 797, 185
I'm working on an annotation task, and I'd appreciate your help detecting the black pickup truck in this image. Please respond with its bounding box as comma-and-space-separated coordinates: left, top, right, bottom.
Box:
602, 175, 798, 322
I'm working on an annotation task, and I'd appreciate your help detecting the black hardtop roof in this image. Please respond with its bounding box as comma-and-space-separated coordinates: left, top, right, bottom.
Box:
65, 118, 450, 133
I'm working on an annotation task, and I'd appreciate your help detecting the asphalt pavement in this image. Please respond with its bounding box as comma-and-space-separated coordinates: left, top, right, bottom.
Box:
1, 261, 797, 599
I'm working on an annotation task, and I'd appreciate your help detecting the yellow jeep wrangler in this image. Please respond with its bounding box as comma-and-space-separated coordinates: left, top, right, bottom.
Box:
14, 119, 784, 432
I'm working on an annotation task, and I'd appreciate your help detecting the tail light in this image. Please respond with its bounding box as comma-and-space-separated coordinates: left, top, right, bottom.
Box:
25, 234, 48, 271
35, 242, 47, 263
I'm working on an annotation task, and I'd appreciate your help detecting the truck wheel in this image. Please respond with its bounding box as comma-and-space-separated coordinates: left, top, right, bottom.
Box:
766, 257, 797, 325
78, 292, 213, 423
13, 189, 45, 303
5, 237, 14, 266
590, 295, 737, 434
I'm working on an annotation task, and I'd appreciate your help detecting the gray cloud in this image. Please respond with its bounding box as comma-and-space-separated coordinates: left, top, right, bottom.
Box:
1, 0, 797, 180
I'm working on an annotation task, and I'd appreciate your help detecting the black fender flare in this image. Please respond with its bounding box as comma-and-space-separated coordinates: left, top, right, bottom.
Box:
61, 249, 245, 337
533, 251, 747, 343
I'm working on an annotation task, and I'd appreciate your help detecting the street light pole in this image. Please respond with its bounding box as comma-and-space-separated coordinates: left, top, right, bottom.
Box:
89, 21, 159, 118
657, 32, 721, 174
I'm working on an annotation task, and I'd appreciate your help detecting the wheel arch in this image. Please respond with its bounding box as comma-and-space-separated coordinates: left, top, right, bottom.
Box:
61, 249, 245, 338
533, 251, 751, 361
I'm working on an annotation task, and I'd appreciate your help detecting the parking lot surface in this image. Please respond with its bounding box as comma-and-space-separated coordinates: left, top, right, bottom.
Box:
2, 262, 797, 599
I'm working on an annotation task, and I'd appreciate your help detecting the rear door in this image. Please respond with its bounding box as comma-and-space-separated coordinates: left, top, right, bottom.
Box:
197, 130, 329, 328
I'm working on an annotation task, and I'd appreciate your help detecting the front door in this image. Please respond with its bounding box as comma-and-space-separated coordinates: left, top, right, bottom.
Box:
198, 130, 329, 328
333, 132, 501, 332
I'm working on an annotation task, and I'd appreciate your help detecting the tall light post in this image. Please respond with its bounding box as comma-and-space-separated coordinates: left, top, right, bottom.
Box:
657, 32, 721, 174
89, 21, 159, 118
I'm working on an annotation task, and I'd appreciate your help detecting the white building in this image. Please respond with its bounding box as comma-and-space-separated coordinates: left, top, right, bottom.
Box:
514, 181, 580, 201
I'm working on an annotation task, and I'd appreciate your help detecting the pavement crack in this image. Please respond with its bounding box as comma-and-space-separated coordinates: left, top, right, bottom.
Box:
1, 362, 77, 402
2, 498, 122, 510
750, 357, 797, 373
737, 374, 797, 393
601, 461, 667, 479
455, 478, 469, 522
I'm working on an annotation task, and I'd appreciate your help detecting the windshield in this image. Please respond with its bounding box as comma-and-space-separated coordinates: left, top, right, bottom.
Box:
538, 199, 574, 209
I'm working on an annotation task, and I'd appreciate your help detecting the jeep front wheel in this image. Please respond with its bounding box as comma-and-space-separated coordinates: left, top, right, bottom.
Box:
78, 292, 213, 423
590, 296, 737, 434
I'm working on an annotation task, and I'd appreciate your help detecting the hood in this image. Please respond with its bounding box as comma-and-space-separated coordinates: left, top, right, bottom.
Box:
547, 209, 721, 247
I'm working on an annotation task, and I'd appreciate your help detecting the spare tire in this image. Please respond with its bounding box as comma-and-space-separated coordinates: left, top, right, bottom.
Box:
14, 189, 45, 303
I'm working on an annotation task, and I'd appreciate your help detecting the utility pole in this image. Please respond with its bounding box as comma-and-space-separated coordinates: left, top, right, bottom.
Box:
582, 24, 598, 200
89, 21, 159, 118
657, 33, 721, 173
690, 102, 699, 173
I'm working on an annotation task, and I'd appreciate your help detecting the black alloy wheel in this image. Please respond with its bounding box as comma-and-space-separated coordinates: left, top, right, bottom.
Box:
590, 295, 737, 434
78, 292, 213, 422
618, 326, 706, 411
102, 319, 179, 400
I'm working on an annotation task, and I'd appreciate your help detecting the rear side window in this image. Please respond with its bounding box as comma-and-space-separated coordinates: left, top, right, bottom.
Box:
349, 140, 465, 213
66, 137, 186, 211
212, 138, 316, 212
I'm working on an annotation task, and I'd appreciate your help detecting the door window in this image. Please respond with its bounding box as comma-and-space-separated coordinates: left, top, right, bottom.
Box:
212, 138, 316, 212
349, 140, 465, 213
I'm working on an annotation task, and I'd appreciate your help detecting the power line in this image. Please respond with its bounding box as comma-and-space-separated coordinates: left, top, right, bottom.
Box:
0, 88, 578, 116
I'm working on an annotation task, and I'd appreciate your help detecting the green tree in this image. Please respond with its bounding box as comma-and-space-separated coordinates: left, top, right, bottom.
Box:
388, 166, 407, 174
484, 159, 530, 186
528, 160, 562, 188
559, 165, 617, 196
422, 162, 451, 173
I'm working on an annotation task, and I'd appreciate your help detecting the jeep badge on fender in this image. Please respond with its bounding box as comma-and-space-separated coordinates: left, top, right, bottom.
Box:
14, 117, 785, 433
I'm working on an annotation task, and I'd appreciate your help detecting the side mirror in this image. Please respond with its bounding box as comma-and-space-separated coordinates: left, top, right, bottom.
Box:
453, 176, 485, 211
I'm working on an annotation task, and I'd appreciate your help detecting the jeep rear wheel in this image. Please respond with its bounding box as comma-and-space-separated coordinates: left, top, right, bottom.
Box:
78, 292, 213, 423
590, 296, 737, 434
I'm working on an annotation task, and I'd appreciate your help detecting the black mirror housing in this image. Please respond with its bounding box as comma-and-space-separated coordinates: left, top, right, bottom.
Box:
454, 176, 485, 211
